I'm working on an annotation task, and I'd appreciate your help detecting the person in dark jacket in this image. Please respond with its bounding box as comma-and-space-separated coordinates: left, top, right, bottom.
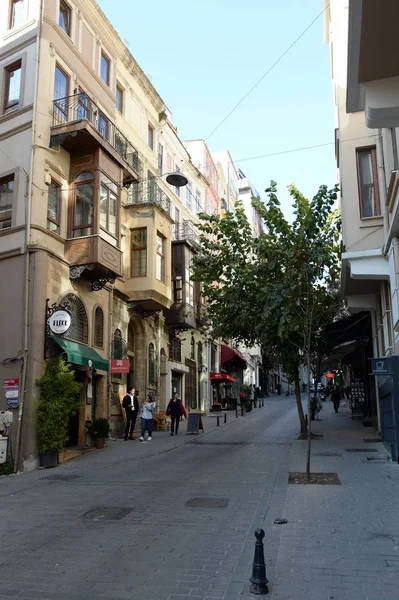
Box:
166, 393, 187, 436
331, 385, 341, 413
122, 387, 139, 440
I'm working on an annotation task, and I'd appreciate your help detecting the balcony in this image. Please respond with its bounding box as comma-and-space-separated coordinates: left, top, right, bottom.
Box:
126, 180, 171, 216
65, 235, 122, 288
50, 94, 142, 181
172, 221, 199, 247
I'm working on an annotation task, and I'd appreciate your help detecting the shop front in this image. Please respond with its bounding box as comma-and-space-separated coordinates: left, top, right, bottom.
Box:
210, 372, 237, 411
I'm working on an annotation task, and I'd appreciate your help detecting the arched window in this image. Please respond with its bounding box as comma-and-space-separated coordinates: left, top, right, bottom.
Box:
148, 343, 155, 386
128, 324, 134, 353
112, 328, 123, 359
190, 336, 195, 360
62, 293, 88, 344
197, 342, 203, 369
72, 171, 94, 238
93, 306, 104, 348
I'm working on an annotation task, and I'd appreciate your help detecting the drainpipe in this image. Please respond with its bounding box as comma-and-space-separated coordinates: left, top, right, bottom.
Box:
14, 0, 44, 473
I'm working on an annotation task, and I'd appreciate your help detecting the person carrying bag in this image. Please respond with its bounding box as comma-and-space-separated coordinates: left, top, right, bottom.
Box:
166, 393, 187, 436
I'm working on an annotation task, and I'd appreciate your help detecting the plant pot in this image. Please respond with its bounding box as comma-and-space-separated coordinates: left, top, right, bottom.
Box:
94, 438, 105, 449
39, 451, 58, 468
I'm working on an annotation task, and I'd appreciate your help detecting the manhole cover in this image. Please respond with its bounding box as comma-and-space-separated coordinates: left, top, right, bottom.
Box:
363, 439, 381, 443
185, 497, 230, 508
345, 448, 378, 453
313, 452, 341, 457
83, 507, 132, 520
288, 472, 341, 485
39, 474, 81, 481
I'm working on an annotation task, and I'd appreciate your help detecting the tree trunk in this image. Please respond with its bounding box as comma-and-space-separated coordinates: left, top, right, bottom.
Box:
294, 371, 307, 436
306, 353, 312, 483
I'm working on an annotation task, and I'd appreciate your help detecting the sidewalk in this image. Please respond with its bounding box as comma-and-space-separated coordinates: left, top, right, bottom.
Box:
260, 399, 399, 600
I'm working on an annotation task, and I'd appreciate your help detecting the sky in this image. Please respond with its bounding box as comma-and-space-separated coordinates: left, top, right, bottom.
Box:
97, 0, 336, 218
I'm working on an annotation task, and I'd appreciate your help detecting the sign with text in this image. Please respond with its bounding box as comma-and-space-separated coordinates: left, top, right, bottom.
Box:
6, 397, 19, 408
369, 357, 392, 375
48, 310, 71, 335
3, 378, 19, 389
111, 359, 130, 374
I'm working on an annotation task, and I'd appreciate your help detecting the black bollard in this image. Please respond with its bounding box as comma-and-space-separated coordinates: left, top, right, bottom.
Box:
217, 416, 220, 427
250, 529, 268, 595
224, 413, 227, 424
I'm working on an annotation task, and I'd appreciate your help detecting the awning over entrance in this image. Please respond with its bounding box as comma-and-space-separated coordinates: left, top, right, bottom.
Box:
50, 336, 109, 372
221, 345, 247, 369
210, 372, 235, 383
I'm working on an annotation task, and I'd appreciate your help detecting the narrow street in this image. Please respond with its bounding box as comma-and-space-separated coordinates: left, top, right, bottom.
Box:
1, 397, 399, 600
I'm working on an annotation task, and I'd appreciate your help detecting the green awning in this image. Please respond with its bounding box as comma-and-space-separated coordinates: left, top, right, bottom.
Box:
50, 336, 109, 372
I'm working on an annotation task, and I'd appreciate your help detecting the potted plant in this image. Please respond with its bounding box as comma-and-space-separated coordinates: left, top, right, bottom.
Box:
240, 384, 253, 414
36, 357, 82, 468
86, 418, 110, 449
310, 397, 322, 421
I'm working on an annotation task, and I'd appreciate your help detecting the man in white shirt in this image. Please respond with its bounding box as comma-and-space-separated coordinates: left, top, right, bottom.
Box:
122, 387, 139, 440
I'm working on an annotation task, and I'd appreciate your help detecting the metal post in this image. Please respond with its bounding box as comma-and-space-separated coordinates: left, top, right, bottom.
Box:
250, 529, 268, 595
235, 406, 238, 418
224, 413, 227, 424
217, 416, 220, 427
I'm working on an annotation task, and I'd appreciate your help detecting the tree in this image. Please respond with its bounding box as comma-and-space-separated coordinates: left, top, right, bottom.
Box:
193, 181, 340, 465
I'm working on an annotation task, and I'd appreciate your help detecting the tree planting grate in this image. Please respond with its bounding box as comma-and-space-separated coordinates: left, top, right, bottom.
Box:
313, 452, 342, 457
185, 497, 230, 509
83, 507, 132, 521
345, 448, 378, 453
363, 439, 382, 443
189, 441, 292, 447
39, 474, 82, 481
289, 472, 341, 485
366, 456, 390, 462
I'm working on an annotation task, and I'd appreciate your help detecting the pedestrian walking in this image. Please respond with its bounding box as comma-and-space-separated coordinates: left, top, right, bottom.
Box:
166, 393, 187, 436
276, 383, 282, 396
331, 384, 341, 413
122, 387, 139, 441
139, 396, 155, 441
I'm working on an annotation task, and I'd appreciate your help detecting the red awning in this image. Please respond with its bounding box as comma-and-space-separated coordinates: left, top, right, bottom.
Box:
210, 372, 235, 383
221, 345, 247, 368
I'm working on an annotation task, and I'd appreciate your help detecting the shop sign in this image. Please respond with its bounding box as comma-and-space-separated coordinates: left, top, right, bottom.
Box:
111, 359, 130, 374
369, 357, 392, 375
3, 378, 19, 389
6, 397, 19, 408
48, 310, 71, 335
5, 390, 18, 399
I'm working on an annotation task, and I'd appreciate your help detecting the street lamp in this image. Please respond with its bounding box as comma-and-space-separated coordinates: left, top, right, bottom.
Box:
123, 171, 188, 189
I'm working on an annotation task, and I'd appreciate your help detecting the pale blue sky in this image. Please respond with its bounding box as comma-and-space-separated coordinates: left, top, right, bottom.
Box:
98, 0, 336, 217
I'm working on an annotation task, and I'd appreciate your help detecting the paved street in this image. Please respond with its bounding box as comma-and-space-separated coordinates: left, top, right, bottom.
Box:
1, 397, 399, 600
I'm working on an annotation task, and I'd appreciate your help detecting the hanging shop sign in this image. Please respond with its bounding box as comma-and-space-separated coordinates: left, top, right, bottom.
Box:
3, 378, 19, 389
369, 357, 392, 376
111, 359, 130, 374
6, 397, 19, 408
48, 310, 71, 335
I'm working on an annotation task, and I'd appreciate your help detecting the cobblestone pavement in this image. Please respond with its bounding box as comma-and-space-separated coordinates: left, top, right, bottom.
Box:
0, 398, 398, 600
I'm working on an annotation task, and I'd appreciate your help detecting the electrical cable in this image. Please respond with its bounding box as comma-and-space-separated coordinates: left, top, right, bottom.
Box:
205, 2, 332, 141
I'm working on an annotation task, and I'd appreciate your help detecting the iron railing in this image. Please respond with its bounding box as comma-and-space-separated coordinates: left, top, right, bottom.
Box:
172, 220, 199, 245
52, 93, 142, 174
126, 180, 171, 215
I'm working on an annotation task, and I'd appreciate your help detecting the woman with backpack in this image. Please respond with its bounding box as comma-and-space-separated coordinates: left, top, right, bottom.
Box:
166, 393, 187, 436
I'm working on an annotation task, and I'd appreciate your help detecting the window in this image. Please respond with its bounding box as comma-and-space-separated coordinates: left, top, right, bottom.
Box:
147, 123, 154, 150
356, 147, 381, 218
72, 171, 94, 237
158, 143, 164, 175
3, 61, 22, 114
97, 111, 109, 139
47, 179, 61, 234
62, 294, 88, 344
175, 206, 181, 225
59, 0, 71, 36
185, 268, 194, 306
195, 190, 202, 214
53, 65, 69, 121
93, 307, 104, 348
9, 0, 24, 29
190, 336, 195, 360
167, 153, 173, 176
100, 174, 118, 237
174, 276, 183, 303
169, 334, 182, 363
131, 228, 147, 276
148, 343, 155, 386
116, 84, 124, 113
174, 166, 181, 197
156, 232, 165, 282
185, 181, 192, 209
0, 175, 14, 229
197, 342, 203, 369
100, 52, 110, 86
77, 88, 89, 120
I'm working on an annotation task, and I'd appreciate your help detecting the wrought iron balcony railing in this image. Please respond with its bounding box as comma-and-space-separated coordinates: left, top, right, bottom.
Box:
52, 93, 143, 174
126, 180, 171, 215
172, 220, 199, 245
